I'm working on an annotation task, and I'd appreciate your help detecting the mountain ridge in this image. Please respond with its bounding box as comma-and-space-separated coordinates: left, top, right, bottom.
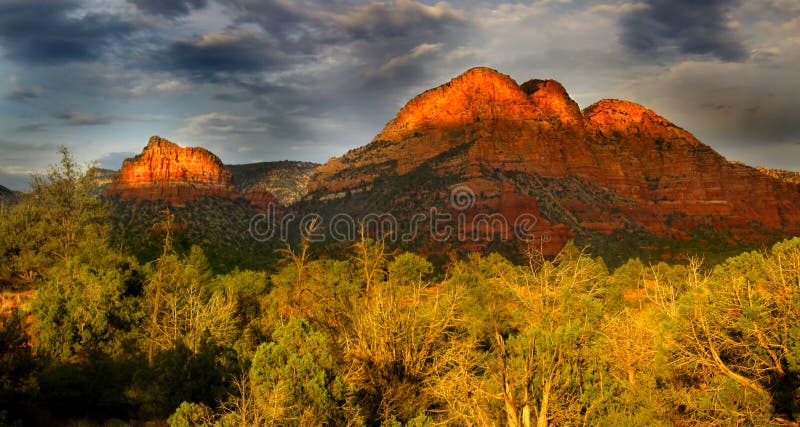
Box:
96, 67, 799, 263
306, 67, 800, 258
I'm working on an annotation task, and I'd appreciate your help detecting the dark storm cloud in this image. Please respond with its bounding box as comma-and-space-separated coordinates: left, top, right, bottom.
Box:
339, 1, 472, 91
225, 0, 471, 65
0, 0, 137, 65
226, 0, 332, 54
0, 172, 29, 190
54, 111, 114, 126
620, 0, 747, 62
145, 0, 474, 119
147, 32, 287, 79
129, 0, 208, 18
618, 56, 800, 163
0, 140, 57, 157
15, 123, 48, 133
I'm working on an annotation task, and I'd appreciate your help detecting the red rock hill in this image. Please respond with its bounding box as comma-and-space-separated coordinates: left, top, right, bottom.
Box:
106, 136, 239, 206
310, 67, 800, 255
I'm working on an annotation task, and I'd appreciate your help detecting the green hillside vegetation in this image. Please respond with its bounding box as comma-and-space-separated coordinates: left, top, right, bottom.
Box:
108, 196, 279, 272
298, 157, 758, 268
1, 149, 799, 426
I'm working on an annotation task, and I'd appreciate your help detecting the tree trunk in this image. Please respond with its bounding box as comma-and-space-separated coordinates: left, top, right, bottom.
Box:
537, 379, 551, 427
522, 403, 532, 427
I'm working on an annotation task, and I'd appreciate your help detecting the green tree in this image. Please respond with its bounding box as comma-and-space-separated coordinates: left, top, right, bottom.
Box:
22, 148, 143, 362
129, 339, 237, 419
167, 402, 213, 427
0, 147, 107, 287
662, 247, 800, 424
31, 253, 143, 362
342, 263, 471, 424
142, 244, 238, 365
387, 252, 433, 287
249, 318, 344, 425
440, 244, 610, 426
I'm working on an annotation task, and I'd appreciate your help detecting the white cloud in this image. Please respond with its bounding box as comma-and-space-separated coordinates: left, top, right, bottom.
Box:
130, 79, 191, 96
588, 2, 648, 14
375, 43, 443, 75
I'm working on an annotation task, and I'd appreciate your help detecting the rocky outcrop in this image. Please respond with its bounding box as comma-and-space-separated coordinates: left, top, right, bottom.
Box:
309, 67, 800, 256
106, 136, 239, 206
227, 161, 317, 206
757, 167, 800, 185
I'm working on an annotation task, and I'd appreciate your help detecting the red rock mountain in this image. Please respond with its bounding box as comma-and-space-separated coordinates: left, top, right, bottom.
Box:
106, 136, 240, 206
310, 67, 800, 257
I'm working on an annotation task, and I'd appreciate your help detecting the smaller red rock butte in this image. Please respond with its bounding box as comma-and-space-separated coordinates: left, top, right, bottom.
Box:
106, 136, 239, 206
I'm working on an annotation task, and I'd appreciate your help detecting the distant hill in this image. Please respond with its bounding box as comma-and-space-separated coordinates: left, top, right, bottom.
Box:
0, 184, 17, 205
227, 160, 318, 206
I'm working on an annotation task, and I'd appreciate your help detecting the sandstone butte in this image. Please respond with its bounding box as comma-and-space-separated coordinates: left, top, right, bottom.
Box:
106, 136, 243, 207
311, 67, 800, 253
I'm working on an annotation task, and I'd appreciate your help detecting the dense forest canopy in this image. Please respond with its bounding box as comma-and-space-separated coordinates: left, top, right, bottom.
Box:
1, 149, 799, 426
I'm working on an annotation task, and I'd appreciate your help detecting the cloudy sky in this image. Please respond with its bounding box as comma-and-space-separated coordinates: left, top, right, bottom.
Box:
1, 0, 798, 189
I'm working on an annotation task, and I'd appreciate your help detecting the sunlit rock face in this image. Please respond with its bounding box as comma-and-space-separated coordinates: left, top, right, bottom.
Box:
106, 136, 240, 206
310, 67, 800, 255
311, 67, 596, 188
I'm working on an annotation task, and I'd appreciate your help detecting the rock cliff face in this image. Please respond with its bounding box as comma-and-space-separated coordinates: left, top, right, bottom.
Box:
309, 67, 800, 258
106, 136, 239, 206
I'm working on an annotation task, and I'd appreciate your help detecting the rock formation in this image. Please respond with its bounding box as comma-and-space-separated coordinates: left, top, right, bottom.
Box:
102, 69, 800, 262
106, 136, 239, 206
757, 167, 800, 185
309, 67, 800, 257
